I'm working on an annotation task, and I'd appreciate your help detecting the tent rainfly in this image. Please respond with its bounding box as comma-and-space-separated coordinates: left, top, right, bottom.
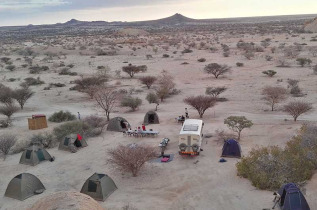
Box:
58, 134, 87, 153
221, 139, 241, 158
5, 173, 45, 201
143, 111, 159, 125
19, 145, 52, 166
80, 173, 117, 201
277, 183, 310, 210
107, 117, 130, 132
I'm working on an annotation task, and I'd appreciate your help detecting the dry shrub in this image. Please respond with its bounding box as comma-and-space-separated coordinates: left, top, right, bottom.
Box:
122, 64, 147, 78
108, 144, 157, 177
139, 76, 157, 89
83, 115, 108, 136
0, 104, 19, 120
30, 132, 56, 148
11, 139, 31, 154
0, 133, 17, 159
237, 125, 317, 190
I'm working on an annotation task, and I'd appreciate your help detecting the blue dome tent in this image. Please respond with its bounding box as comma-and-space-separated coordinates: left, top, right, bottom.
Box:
221, 139, 241, 158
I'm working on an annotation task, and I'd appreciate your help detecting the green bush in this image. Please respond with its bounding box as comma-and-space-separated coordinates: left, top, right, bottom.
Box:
48, 111, 76, 123
121, 96, 142, 111
53, 121, 90, 141
237, 125, 317, 190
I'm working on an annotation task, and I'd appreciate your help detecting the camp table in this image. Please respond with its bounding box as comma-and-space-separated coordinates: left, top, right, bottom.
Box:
141, 130, 159, 137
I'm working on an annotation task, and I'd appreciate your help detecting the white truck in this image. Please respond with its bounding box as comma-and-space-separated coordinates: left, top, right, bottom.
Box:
178, 119, 204, 156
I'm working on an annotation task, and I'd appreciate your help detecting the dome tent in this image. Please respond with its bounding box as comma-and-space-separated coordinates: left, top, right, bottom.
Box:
59, 134, 87, 153
107, 117, 130, 132
221, 139, 241, 158
19, 145, 52, 166
277, 183, 310, 210
80, 173, 117, 201
143, 111, 159, 125
5, 173, 45, 201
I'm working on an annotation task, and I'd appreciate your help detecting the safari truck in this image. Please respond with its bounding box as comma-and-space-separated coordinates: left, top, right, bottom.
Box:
178, 119, 204, 156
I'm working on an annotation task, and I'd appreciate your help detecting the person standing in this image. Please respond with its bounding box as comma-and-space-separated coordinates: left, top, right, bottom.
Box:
142, 124, 146, 131
77, 112, 81, 120
185, 108, 189, 118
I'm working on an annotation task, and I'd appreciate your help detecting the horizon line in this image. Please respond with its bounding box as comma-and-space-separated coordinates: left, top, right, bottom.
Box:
1, 12, 316, 28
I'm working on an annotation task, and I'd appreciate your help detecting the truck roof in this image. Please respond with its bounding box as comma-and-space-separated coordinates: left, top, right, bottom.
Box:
179, 119, 203, 136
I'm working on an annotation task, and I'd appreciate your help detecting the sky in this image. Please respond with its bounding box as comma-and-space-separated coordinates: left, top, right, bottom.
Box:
0, 0, 317, 26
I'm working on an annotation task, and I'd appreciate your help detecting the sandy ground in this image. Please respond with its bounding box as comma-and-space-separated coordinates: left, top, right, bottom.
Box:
0, 31, 317, 210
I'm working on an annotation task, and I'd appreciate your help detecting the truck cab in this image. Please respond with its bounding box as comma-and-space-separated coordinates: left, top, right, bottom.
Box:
178, 119, 204, 156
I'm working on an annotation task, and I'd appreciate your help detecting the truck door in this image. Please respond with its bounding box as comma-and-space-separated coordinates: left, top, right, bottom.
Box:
187, 136, 191, 152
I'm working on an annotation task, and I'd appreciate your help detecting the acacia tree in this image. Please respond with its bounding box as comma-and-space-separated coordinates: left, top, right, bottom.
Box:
224, 116, 253, 140
94, 86, 122, 121
184, 95, 217, 118
122, 64, 147, 78
283, 101, 313, 121
108, 144, 157, 177
139, 76, 157, 89
155, 70, 175, 102
13, 87, 34, 109
204, 63, 231, 79
205, 87, 227, 98
262, 86, 288, 111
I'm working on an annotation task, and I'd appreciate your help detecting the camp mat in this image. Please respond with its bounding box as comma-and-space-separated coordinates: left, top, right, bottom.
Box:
149, 154, 174, 163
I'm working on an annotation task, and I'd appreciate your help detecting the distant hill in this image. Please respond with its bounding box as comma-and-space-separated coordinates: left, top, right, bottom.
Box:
138, 13, 198, 25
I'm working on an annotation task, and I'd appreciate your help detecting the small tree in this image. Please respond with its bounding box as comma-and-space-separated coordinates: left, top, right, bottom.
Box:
205, 87, 227, 98
94, 86, 122, 121
224, 116, 253, 140
0, 134, 17, 160
296, 58, 312, 67
122, 64, 147, 78
12, 87, 34, 109
262, 86, 288, 111
184, 95, 217, 118
121, 96, 142, 111
262, 70, 277, 77
0, 104, 18, 120
139, 76, 157, 89
146, 92, 159, 111
283, 101, 313, 121
108, 144, 157, 177
204, 63, 231, 79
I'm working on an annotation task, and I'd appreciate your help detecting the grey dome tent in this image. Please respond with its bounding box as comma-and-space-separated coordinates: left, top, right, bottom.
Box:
59, 134, 87, 152
80, 173, 117, 201
20, 145, 52, 166
5, 173, 45, 201
107, 117, 130, 132
221, 139, 241, 158
143, 111, 159, 125
277, 183, 310, 210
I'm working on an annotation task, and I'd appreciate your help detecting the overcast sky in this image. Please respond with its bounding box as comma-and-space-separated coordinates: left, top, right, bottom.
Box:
1, 0, 316, 26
